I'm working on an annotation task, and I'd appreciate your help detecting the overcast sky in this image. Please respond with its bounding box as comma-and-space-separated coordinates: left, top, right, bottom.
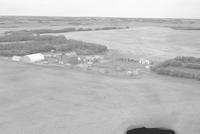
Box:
0, 0, 199, 18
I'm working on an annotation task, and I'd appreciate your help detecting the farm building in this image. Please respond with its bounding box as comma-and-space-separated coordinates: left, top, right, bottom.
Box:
65, 52, 77, 57
11, 56, 21, 62
21, 53, 45, 63
139, 58, 150, 65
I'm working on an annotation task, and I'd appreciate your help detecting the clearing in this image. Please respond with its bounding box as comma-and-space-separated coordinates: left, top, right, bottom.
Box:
1, 17, 200, 134
49, 27, 200, 61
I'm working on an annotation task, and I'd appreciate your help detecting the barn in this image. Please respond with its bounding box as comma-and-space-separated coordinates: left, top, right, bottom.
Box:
21, 53, 45, 63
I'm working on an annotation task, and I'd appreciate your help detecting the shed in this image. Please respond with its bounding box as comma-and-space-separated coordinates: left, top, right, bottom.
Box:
21, 53, 45, 63
11, 56, 21, 62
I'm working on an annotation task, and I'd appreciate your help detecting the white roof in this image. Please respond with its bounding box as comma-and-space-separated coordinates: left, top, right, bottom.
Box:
23, 53, 45, 62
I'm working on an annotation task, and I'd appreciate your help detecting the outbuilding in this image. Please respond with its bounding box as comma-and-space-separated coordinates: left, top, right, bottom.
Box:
21, 53, 45, 63
139, 58, 150, 65
11, 56, 21, 62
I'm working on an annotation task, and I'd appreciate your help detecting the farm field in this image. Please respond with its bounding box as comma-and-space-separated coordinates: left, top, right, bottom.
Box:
1, 16, 200, 35
51, 26, 200, 61
1, 16, 200, 134
1, 59, 200, 134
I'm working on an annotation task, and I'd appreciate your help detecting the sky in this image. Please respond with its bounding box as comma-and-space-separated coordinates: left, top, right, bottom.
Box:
0, 0, 199, 18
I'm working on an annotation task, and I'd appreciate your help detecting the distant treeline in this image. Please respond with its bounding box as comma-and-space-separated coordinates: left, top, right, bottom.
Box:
0, 31, 35, 42
0, 35, 108, 56
0, 26, 129, 43
170, 26, 200, 31
151, 56, 200, 80
4, 26, 128, 35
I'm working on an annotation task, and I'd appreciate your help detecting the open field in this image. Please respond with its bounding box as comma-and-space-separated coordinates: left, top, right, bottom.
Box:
50, 27, 200, 61
1, 16, 200, 35
1, 16, 200, 134
1, 59, 200, 134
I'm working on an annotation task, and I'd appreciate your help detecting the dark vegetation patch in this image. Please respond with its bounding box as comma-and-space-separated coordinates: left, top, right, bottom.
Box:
0, 33, 107, 56
4, 26, 128, 35
0, 31, 35, 42
126, 127, 175, 134
151, 56, 200, 80
170, 26, 200, 30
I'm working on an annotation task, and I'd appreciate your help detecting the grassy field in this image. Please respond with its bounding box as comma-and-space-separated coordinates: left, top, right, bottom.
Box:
51, 27, 200, 61
1, 16, 200, 134
1, 59, 200, 134
1, 16, 200, 35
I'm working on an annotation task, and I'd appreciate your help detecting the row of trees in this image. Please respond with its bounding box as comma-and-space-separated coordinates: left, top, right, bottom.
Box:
4, 26, 128, 37
0, 35, 108, 56
154, 56, 200, 70
151, 56, 200, 81
0, 31, 35, 42
152, 67, 200, 80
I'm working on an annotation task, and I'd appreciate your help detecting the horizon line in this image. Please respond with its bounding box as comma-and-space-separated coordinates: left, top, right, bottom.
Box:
0, 14, 199, 20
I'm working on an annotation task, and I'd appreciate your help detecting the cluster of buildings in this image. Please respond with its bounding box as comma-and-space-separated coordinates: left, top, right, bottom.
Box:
11, 52, 104, 67
11, 52, 152, 77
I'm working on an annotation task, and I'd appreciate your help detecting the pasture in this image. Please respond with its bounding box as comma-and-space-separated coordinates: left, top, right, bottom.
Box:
1, 16, 200, 134
54, 27, 200, 61
1, 59, 200, 134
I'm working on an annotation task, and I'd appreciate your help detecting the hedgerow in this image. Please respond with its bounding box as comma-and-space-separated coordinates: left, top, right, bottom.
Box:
151, 56, 200, 80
